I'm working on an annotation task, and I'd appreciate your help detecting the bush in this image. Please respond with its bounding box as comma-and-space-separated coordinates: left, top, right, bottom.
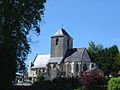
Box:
79, 70, 105, 88
33, 77, 81, 90
35, 74, 44, 83
52, 77, 80, 90
108, 77, 120, 90
74, 88, 86, 90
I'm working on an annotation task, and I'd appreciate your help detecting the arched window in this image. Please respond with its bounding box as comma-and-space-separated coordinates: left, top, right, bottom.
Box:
76, 63, 79, 72
56, 38, 59, 45
68, 64, 71, 73
83, 64, 87, 71
91, 63, 94, 68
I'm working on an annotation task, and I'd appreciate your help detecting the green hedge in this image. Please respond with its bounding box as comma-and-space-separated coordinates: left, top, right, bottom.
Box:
108, 77, 120, 90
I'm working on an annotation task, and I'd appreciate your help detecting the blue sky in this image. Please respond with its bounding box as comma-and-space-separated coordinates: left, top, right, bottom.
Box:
26, 0, 120, 64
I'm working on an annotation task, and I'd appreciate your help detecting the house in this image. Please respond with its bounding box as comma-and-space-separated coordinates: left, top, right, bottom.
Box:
28, 28, 96, 80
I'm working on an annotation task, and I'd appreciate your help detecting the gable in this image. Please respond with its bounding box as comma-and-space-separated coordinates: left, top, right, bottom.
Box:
82, 49, 91, 61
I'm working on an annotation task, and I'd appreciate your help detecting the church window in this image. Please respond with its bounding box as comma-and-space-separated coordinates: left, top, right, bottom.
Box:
83, 64, 87, 71
56, 38, 59, 45
68, 64, 71, 73
67, 39, 69, 47
76, 63, 79, 72
91, 63, 94, 68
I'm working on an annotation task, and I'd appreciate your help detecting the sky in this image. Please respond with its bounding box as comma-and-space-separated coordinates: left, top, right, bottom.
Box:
26, 0, 120, 65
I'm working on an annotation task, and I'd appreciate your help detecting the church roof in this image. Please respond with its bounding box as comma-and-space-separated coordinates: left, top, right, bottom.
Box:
31, 54, 50, 69
48, 57, 63, 64
63, 48, 91, 62
52, 28, 72, 38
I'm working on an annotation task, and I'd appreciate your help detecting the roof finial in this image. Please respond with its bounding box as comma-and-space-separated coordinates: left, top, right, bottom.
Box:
61, 24, 64, 29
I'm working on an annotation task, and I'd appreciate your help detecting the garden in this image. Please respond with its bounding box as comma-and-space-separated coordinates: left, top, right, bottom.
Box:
18, 70, 119, 90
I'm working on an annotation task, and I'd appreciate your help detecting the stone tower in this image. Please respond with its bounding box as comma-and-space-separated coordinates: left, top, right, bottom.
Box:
50, 28, 73, 58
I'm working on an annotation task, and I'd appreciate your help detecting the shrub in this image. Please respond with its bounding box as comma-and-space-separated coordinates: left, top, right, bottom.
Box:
35, 74, 44, 83
108, 77, 120, 90
79, 70, 105, 88
52, 77, 80, 90
74, 88, 86, 90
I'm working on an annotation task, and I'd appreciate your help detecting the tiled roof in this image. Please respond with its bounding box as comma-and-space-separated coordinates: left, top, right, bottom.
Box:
31, 54, 50, 69
52, 28, 72, 38
48, 57, 63, 64
63, 48, 91, 62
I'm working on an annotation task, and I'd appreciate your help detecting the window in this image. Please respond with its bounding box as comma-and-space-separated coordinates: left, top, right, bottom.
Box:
67, 39, 69, 47
91, 63, 94, 68
56, 38, 59, 45
68, 64, 71, 73
76, 64, 79, 72
83, 64, 87, 71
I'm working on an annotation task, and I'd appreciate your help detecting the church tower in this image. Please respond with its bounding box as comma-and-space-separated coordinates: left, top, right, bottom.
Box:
50, 28, 73, 58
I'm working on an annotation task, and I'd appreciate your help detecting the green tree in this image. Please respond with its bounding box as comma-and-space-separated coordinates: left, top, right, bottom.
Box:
88, 41, 103, 53
88, 42, 120, 77
115, 53, 120, 65
0, 0, 46, 88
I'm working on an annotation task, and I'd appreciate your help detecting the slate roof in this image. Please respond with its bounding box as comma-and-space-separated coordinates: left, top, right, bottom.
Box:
31, 54, 50, 69
63, 48, 91, 62
51, 28, 72, 38
48, 57, 63, 64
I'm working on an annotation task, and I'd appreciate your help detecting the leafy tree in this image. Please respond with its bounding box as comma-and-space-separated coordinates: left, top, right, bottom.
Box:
88, 42, 120, 77
88, 41, 103, 53
79, 70, 105, 89
0, 0, 46, 88
115, 53, 120, 65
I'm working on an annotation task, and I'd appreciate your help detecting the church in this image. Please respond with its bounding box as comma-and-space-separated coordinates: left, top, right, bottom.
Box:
28, 28, 96, 80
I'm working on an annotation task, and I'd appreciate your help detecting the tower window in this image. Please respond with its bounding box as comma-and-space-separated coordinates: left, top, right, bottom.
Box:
56, 38, 59, 45
67, 39, 69, 47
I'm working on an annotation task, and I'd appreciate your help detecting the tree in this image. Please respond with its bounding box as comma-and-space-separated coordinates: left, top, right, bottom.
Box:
0, 0, 46, 88
79, 70, 105, 89
88, 42, 120, 77
88, 41, 103, 53
115, 53, 120, 66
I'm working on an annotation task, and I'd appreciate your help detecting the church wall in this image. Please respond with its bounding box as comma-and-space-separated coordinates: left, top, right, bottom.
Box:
28, 69, 37, 78
64, 61, 91, 77
47, 63, 62, 80
51, 35, 73, 58
51, 37, 64, 57
63, 36, 73, 57
81, 61, 90, 72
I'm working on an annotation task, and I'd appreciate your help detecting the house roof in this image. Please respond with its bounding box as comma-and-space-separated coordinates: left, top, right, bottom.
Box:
63, 48, 91, 62
48, 57, 63, 64
51, 28, 72, 38
31, 54, 50, 69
